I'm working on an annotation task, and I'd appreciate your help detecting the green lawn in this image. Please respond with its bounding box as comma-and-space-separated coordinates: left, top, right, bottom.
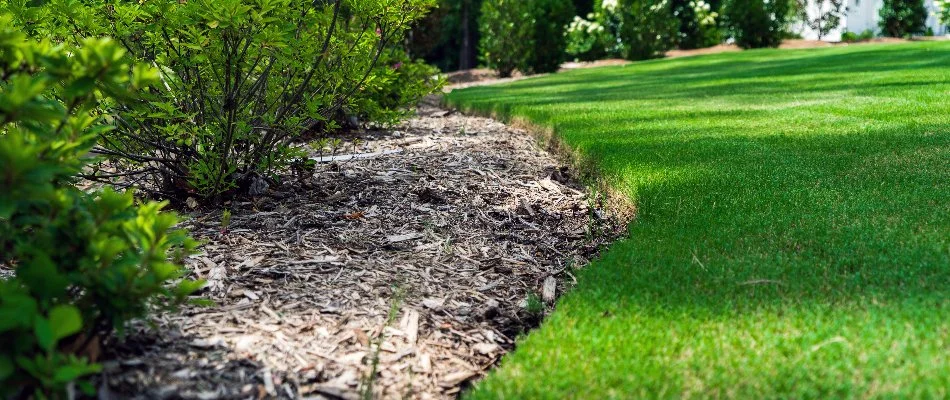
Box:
445, 42, 950, 399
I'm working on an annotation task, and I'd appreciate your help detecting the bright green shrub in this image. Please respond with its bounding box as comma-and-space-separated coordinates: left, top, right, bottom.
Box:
616, 0, 678, 60
0, 23, 201, 397
5, 0, 437, 202
879, 0, 927, 37
722, 0, 793, 48
479, 0, 574, 76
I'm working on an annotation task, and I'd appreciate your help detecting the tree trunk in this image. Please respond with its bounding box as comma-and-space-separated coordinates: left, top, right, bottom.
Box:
460, 0, 473, 70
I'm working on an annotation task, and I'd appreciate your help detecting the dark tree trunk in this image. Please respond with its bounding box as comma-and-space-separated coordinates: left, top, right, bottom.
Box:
460, 0, 473, 70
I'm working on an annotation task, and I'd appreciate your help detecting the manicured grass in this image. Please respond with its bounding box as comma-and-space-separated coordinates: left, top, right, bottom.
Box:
446, 42, 950, 399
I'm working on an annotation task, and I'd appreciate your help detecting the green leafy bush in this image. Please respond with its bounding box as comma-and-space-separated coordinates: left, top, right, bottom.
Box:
841, 29, 876, 42
479, 0, 531, 77
524, 0, 576, 73
565, 0, 626, 61
5, 0, 437, 202
616, 0, 679, 60
357, 49, 444, 127
673, 0, 723, 49
565, 14, 610, 61
878, 0, 927, 37
0, 23, 201, 397
568, 0, 716, 60
937, 0, 950, 27
479, 0, 574, 76
722, 0, 793, 48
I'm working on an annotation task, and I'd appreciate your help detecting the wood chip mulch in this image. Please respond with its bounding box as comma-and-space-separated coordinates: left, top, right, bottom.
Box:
98, 97, 625, 399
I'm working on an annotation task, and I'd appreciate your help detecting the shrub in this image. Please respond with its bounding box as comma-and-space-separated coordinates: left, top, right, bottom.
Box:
841, 29, 876, 42
673, 0, 723, 49
937, 0, 950, 27
524, 0, 576, 73
565, 15, 610, 61
5, 0, 437, 203
479, 0, 529, 77
565, 1, 626, 61
356, 49, 444, 127
722, 0, 793, 48
616, 0, 679, 60
879, 0, 927, 37
479, 0, 574, 76
0, 23, 202, 397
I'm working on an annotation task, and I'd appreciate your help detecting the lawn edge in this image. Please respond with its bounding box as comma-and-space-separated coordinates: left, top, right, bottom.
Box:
439, 94, 637, 225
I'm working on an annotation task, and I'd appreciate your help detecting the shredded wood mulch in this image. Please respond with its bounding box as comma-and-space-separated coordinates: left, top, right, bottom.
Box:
99, 97, 624, 399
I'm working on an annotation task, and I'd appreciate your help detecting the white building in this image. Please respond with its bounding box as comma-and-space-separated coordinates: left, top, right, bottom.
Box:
796, 0, 948, 41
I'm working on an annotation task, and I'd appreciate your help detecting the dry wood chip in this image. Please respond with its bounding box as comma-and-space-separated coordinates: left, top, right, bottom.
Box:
99, 97, 625, 400
440, 371, 478, 388
386, 232, 423, 243
542, 277, 558, 304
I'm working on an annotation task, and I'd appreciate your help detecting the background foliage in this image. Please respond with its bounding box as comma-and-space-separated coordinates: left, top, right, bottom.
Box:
616, 0, 679, 60
878, 0, 928, 37
673, 0, 722, 49
478, 0, 574, 76
722, 0, 793, 48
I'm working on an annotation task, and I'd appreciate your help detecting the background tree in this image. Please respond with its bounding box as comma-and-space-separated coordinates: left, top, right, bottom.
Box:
407, 0, 484, 71
799, 0, 846, 40
937, 0, 950, 27
878, 0, 928, 37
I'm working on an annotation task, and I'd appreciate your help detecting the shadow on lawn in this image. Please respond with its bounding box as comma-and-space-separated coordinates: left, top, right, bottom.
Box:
458, 43, 950, 112
447, 43, 950, 316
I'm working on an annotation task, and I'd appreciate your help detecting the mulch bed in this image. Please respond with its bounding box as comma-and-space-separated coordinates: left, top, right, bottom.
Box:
98, 97, 624, 399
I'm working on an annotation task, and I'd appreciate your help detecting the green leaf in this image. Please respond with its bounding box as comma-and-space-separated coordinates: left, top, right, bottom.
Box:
52, 361, 100, 383
175, 279, 207, 297
63, 77, 96, 98
0, 355, 13, 380
49, 305, 83, 341
34, 317, 55, 352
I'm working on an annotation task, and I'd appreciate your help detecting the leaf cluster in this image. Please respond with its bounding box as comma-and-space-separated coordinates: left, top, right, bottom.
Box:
0, 23, 201, 398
